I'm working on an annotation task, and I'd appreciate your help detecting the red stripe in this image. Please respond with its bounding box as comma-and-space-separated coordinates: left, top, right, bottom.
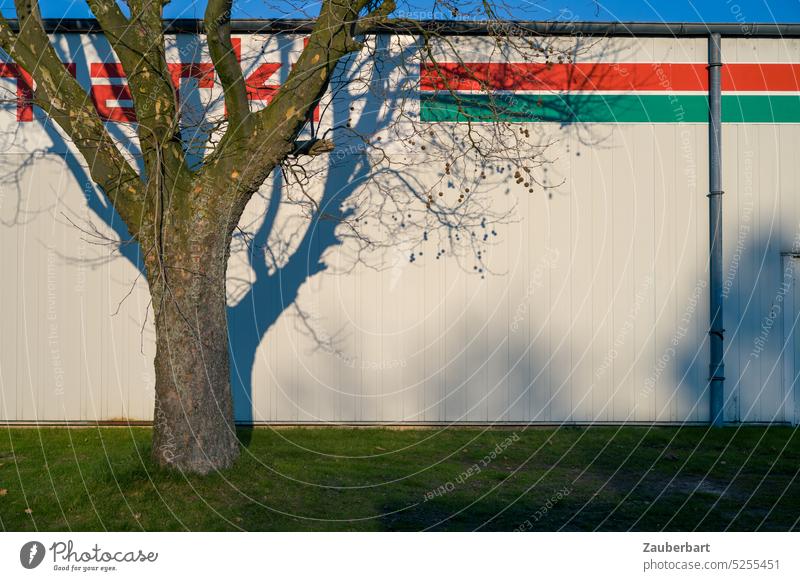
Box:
420, 63, 707, 92
421, 62, 800, 92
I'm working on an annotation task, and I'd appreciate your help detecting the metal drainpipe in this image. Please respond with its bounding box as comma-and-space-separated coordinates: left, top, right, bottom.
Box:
708, 33, 725, 427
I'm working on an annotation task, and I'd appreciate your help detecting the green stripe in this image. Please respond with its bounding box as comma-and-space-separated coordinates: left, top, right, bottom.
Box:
723, 95, 800, 123
420, 93, 800, 123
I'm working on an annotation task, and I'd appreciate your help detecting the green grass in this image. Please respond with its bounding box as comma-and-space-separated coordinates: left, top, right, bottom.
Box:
0, 426, 798, 531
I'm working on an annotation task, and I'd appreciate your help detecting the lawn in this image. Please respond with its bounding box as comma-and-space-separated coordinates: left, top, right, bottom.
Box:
0, 425, 798, 531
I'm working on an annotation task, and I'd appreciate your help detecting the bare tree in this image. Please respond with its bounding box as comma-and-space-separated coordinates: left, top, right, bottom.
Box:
0, 0, 587, 473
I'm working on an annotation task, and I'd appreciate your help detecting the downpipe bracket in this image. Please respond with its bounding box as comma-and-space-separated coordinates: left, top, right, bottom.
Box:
709, 360, 725, 379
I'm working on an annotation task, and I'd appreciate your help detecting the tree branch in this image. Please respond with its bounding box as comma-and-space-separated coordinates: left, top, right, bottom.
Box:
197, 0, 385, 229
354, 0, 396, 35
204, 0, 250, 136
0, 1, 145, 232
86, 0, 187, 187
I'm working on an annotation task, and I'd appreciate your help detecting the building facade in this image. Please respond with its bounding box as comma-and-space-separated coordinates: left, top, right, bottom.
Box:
0, 22, 798, 425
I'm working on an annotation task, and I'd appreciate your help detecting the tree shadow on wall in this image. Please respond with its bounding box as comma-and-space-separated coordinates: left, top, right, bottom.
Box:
0, 33, 689, 435
0, 36, 438, 433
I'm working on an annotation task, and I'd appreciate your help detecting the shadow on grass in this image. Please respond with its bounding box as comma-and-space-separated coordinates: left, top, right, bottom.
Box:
1, 426, 798, 531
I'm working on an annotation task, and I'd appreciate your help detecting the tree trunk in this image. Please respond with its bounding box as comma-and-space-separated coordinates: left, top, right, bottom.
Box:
149, 234, 240, 474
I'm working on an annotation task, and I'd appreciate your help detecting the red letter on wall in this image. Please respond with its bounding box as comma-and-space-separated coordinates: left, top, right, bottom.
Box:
168, 62, 215, 104
90, 63, 136, 122
0, 64, 34, 122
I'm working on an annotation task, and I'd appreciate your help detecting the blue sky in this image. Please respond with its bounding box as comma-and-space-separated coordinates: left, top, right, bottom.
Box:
1, 0, 798, 22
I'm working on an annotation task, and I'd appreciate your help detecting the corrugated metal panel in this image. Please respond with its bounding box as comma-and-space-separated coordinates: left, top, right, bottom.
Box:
0, 34, 798, 424
0, 154, 156, 423
720, 37, 800, 425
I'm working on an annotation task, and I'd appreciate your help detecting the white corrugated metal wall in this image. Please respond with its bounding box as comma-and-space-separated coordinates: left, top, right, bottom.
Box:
0, 33, 797, 424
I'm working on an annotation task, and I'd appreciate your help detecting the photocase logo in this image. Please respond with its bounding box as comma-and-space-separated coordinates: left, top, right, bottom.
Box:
20, 541, 46, 569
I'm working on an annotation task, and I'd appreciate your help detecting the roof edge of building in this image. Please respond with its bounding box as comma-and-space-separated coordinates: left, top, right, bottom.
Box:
9, 18, 800, 37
